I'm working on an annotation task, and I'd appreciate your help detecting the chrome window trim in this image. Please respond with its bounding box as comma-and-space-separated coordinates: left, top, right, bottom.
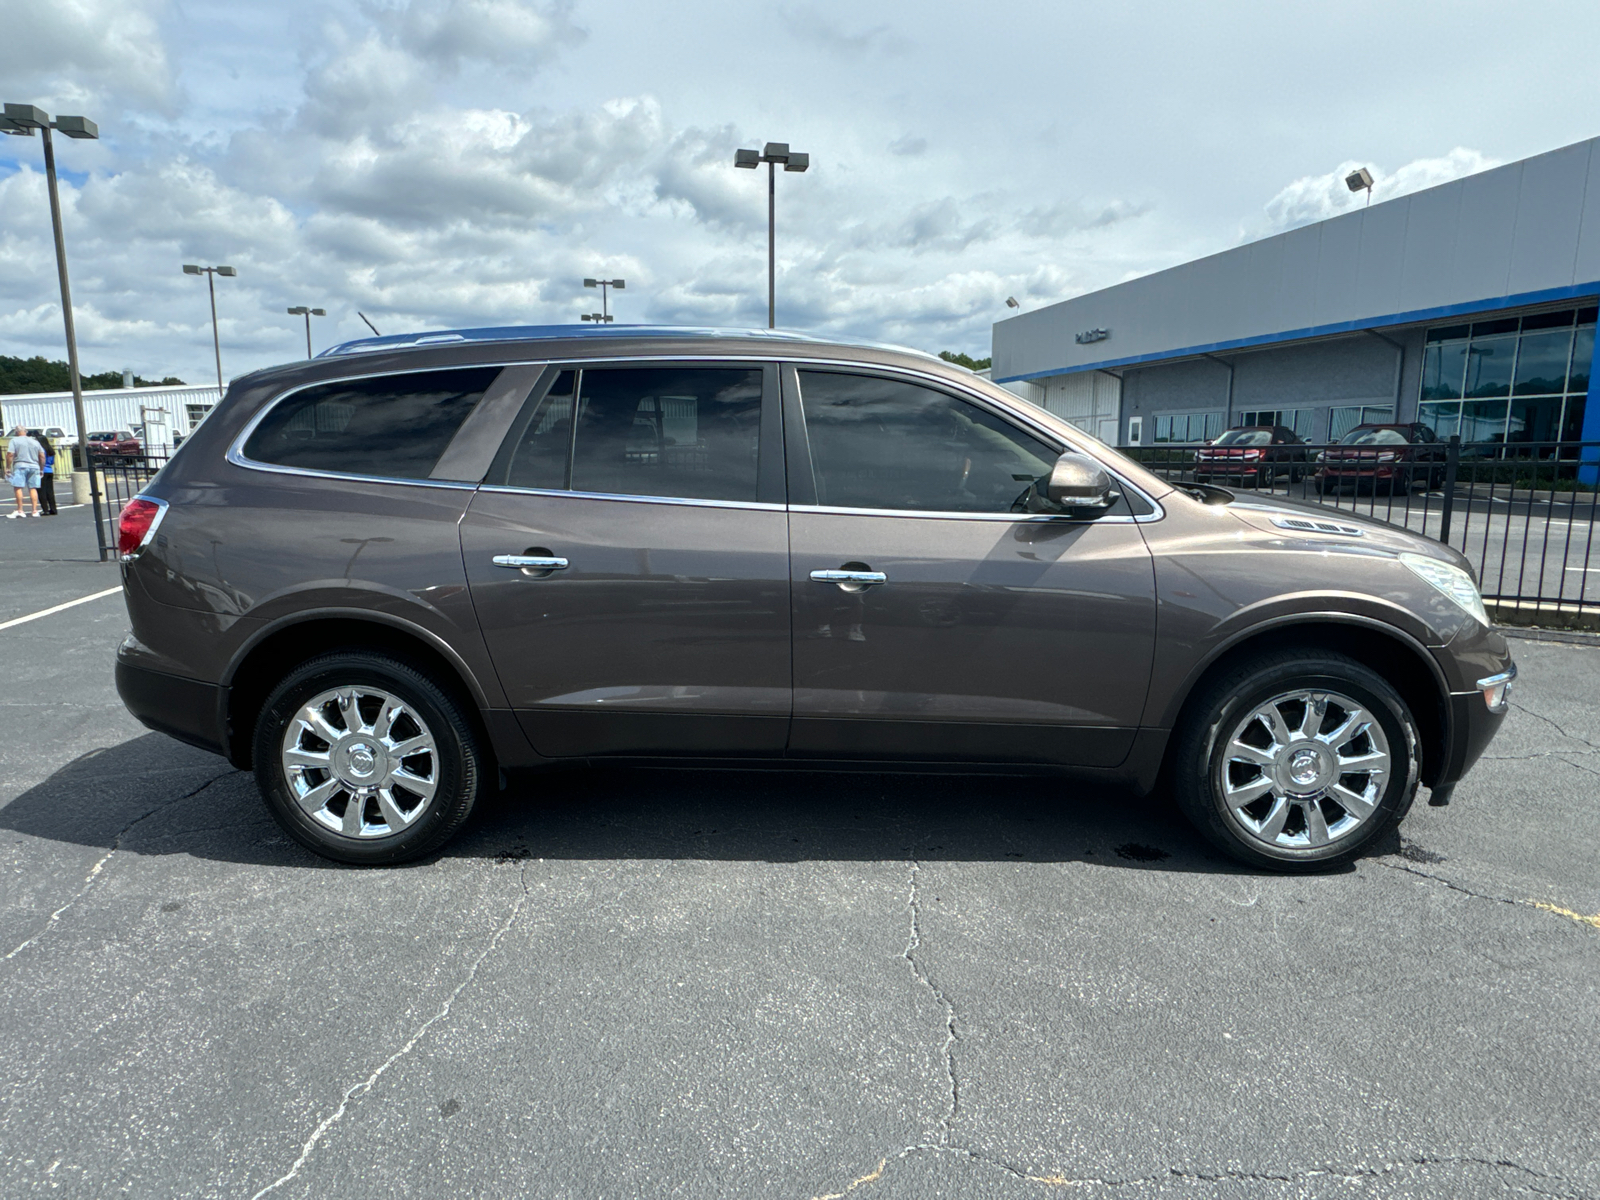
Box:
476, 484, 786, 513
223, 351, 1163, 521
789, 502, 1155, 525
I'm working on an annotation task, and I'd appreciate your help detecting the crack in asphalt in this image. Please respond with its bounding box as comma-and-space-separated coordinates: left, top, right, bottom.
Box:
1508, 700, 1600, 751
1, 768, 243, 964
1375, 857, 1599, 936
810, 858, 1593, 1200
248, 859, 532, 1199
900, 859, 959, 1147
817, 1143, 1587, 1198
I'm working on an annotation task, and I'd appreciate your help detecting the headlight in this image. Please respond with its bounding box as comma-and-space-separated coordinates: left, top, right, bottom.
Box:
1400, 552, 1489, 626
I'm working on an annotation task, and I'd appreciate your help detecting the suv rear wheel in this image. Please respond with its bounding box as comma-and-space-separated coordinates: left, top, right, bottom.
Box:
1171, 651, 1419, 871
252, 652, 483, 865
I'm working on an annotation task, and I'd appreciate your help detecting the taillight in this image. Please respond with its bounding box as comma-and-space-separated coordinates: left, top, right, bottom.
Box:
118, 497, 166, 558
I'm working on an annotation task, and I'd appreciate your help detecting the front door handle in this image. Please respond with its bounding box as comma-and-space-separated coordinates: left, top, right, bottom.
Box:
494, 554, 569, 571
810, 568, 887, 589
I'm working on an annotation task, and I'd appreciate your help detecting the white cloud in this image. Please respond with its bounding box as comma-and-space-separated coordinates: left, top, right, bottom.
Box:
0, 0, 176, 113
6, 1, 1583, 380
1253, 148, 1502, 238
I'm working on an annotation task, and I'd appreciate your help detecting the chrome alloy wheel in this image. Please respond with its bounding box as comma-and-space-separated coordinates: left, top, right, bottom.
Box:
1220, 689, 1391, 851
280, 686, 439, 839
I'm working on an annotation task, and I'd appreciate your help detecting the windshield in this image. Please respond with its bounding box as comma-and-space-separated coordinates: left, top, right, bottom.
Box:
1213, 429, 1272, 447
89, 433, 115, 441
1340, 428, 1408, 446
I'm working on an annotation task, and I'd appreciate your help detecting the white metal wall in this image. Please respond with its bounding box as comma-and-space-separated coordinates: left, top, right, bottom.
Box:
1039, 371, 1121, 444
0, 384, 223, 448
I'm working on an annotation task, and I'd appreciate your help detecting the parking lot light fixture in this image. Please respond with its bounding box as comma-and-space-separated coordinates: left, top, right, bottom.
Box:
583, 277, 625, 321
286, 305, 327, 358
735, 140, 810, 328
1346, 167, 1375, 207
3, 100, 109, 559
581, 312, 612, 323
184, 264, 236, 393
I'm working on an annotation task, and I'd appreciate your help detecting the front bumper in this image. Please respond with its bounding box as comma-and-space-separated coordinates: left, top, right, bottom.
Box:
1430, 670, 1514, 789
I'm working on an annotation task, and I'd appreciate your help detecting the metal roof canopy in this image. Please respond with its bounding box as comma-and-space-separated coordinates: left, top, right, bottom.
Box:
994, 134, 1600, 383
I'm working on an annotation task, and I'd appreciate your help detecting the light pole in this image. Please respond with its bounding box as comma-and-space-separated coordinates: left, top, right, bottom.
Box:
735, 142, 809, 328
583, 277, 624, 321
183, 263, 236, 394
1, 102, 109, 560
286, 306, 326, 358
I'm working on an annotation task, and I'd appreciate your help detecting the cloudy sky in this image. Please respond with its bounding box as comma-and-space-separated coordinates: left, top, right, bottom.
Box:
3, 0, 1599, 385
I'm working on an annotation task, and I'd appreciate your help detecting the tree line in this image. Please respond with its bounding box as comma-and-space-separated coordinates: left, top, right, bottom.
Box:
0, 356, 185, 396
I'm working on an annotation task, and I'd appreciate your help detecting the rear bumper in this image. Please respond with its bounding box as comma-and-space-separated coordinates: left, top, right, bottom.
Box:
115, 658, 230, 759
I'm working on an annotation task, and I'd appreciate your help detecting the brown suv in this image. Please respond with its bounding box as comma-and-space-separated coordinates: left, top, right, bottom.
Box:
114, 327, 1513, 871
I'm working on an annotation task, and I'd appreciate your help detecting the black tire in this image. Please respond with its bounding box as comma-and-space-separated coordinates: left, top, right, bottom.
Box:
1170, 650, 1419, 872
1315, 476, 1333, 495
253, 651, 484, 865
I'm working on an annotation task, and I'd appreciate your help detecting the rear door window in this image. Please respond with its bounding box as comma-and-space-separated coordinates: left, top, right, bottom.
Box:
489, 366, 765, 503
243, 367, 501, 480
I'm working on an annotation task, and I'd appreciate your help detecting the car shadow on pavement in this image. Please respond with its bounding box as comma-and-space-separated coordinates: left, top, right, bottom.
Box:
0, 732, 1372, 875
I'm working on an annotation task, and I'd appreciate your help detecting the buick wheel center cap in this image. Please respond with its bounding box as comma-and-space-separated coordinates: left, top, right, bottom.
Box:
1287, 747, 1323, 788
347, 744, 377, 777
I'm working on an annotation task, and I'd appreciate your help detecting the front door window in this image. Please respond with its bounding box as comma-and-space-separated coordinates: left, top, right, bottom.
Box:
797, 369, 1055, 513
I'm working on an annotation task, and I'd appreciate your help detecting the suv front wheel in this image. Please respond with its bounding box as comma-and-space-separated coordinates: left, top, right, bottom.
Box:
1171, 651, 1419, 871
253, 652, 484, 865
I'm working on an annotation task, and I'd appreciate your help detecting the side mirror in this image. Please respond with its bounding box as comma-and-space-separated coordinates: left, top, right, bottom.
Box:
1028, 451, 1119, 515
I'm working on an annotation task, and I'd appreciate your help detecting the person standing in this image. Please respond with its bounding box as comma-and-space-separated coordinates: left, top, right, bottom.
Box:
36, 433, 58, 516
6, 428, 44, 519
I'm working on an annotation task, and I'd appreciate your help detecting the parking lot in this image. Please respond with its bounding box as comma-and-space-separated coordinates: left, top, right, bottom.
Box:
0, 507, 1596, 1199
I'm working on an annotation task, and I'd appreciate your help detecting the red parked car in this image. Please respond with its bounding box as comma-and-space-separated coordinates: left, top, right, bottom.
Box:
1317, 424, 1445, 495
86, 430, 143, 460
1193, 425, 1310, 486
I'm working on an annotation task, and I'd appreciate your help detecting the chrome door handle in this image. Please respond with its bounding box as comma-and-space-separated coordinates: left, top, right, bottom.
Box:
810, 569, 886, 586
493, 554, 569, 570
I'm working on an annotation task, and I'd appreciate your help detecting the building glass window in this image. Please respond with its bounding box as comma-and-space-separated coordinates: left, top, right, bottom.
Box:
1235, 409, 1315, 439
1151, 410, 1224, 443
1418, 306, 1596, 445
1330, 405, 1394, 441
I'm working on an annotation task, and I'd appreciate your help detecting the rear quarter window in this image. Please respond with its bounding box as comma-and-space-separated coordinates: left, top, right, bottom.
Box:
243, 367, 501, 480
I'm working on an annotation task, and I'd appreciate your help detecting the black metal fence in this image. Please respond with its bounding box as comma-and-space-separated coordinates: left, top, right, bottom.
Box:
81, 437, 1600, 617
79, 447, 171, 559
1126, 437, 1600, 616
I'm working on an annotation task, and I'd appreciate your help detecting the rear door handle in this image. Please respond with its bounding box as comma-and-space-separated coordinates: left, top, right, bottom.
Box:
810, 569, 887, 587
493, 554, 569, 571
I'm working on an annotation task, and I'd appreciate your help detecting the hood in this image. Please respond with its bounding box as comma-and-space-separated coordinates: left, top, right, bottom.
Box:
1220, 490, 1474, 573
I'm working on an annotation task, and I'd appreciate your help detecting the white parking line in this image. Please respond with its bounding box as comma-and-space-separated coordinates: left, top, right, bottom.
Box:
0, 586, 123, 632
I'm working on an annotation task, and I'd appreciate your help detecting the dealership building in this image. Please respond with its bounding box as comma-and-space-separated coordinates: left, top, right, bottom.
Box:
991, 135, 1600, 452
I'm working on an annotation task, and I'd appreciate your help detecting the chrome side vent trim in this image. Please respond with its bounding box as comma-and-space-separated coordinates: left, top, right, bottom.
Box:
1270, 515, 1364, 538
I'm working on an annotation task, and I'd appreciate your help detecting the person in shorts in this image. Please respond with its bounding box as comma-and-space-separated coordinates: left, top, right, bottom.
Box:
6, 428, 44, 519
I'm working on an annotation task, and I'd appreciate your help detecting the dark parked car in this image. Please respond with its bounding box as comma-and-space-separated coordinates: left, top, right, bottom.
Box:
87, 429, 143, 460
114, 326, 1513, 871
1317, 423, 1445, 494
1193, 425, 1309, 486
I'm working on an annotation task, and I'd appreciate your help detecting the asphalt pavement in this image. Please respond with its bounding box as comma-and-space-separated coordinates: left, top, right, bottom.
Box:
0, 506, 1596, 1199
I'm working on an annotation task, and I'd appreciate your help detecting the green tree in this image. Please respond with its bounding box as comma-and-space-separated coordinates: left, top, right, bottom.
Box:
938, 350, 992, 372
0, 356, 184, 395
